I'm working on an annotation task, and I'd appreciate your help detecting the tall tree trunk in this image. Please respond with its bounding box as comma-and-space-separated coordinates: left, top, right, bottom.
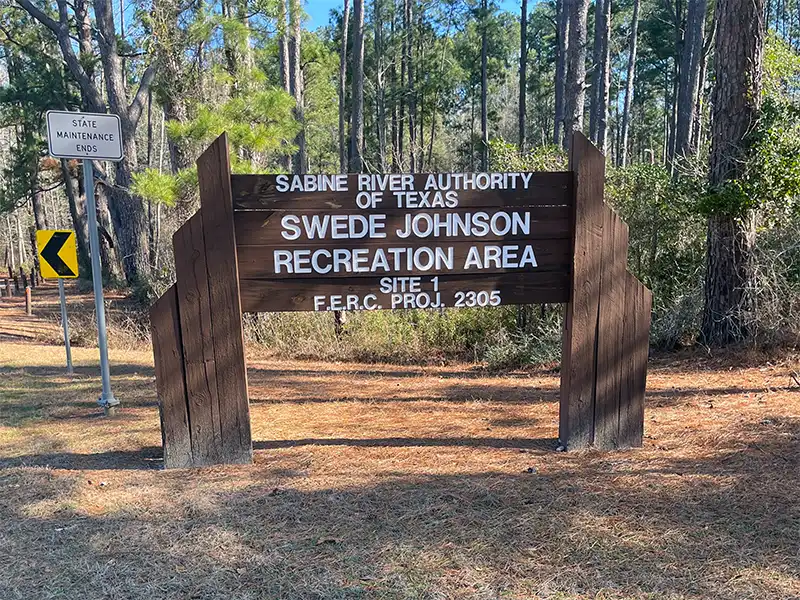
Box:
16, 213, 25, 266
417, 12, 425, 173
470, 85, 476, 171
390, 12, 399, 171
146, 91, 158, 270
93, 0, 153, 286
375, 0, 388, 172
406, 0, 417, 172
564, 0, 590, 150
60, 159, 91, 274
290, 0, 306, 174
5, 215, 15, 272
480, 0, 489, 171
590, 0, 601, 143
350, 0, 366, 172
693, 39, 711, 156
554, 0, 569, 146
31, 190, 48, 231
85, 164, 123, 283
339, 0, 351, 172
620, 0, 639, 166
279, 0, 291, 92
666, 0, 683, 162
153, 0, 193, 175
590, 0, 611, 152
428, 31, 450, 168
519, 0, 528, 151
29, 191, 43, 274
675, 0, 707, 157
702, 0, 765, 345
278, 0, 293, 172
399, 0, 407, 167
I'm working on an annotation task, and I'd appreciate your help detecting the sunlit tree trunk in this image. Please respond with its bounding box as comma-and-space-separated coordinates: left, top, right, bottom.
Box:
554, 0, 569, 147
590, 0, 611, 153
289, 0, 306, 174
350, 0, 366, 172
564, 0, 590, 150
620, 0, 639, 166
480, 0, 489, 170
406, 0, 417, 172
675, 0, 707, 157
519, 0, 528, 151
375, 0, 388, 172
60, 159, 91, 274
702, 0, 765, 344
339, 0, 350, 173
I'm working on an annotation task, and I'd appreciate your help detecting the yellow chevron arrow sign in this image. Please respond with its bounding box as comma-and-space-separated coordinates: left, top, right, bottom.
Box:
36, 230, 79, 279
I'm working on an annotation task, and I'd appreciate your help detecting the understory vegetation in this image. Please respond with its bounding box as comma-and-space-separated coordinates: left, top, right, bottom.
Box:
3, 0, 800, 366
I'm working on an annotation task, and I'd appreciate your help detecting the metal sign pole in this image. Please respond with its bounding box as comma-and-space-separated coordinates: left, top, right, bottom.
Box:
83, 159, 119, 413
58, 278, 73, 375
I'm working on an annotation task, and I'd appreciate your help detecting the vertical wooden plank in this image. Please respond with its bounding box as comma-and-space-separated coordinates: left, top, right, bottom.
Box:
197, 134, 252, 464
150, 285, 192, 468
612, 216, 631, 444
630, 284, 652, 447
619, 272, 649, 447
594, 208, 628, 449
560, 132, 606, 449
618, 273, 636, 447
173, 213, 222, 466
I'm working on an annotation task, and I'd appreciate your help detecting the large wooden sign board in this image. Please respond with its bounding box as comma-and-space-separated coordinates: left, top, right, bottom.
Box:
150, 132, 651, 469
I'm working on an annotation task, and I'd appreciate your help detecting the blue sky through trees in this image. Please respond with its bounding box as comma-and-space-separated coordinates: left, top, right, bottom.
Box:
304, 0, 524, 28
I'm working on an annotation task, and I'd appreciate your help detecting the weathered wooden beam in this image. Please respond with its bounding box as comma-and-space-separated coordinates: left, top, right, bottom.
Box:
173, 213, 223, 466
560, 132, 606, 449
150, 285, 192, 468
594, 208, 629, 449
196, 134, 252, 464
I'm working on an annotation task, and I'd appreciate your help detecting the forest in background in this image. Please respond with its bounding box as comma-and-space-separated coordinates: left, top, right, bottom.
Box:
1, 0, 799, 365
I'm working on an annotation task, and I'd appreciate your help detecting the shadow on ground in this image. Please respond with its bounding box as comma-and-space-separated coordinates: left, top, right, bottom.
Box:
0, 418, 797, 599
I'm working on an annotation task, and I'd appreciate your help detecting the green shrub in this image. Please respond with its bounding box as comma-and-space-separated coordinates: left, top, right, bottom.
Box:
242, 305, 561, 367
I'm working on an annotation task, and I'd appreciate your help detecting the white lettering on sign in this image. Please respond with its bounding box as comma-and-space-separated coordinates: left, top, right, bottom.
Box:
394, 211, 530, 238
280, 214, 387, 240
46, 111, 123, 161
261, 171, 558, 309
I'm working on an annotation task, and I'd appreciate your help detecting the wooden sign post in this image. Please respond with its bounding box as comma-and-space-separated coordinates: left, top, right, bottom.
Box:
151, 132, 651, 469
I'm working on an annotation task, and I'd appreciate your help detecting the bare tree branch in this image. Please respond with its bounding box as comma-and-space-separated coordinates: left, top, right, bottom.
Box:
14, 0, 105, 111
14, 0, 60, 33
128, 63, 158, 126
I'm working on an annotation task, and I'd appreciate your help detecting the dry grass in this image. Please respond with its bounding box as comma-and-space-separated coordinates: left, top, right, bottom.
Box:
0, 289, 799, 599
0, 281, 148, 350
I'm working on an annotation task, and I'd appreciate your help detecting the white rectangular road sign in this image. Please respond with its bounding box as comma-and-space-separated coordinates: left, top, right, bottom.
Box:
46, 110, 123, 162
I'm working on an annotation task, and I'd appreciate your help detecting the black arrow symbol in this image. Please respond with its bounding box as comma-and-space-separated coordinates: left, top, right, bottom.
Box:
41, 231, 76, 277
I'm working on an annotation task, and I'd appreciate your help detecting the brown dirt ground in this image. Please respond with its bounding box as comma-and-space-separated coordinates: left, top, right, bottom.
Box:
0, 282, 798, 599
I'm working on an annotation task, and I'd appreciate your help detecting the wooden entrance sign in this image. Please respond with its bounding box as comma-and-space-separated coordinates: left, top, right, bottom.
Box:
150, 132, 651, 468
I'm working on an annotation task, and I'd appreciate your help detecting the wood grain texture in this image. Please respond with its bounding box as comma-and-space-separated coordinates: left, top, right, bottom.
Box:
634, 286, 652, 445
173, 213, 221, 466
559, 132, 606, 449
593, 208, 629, 449
617, 275, 651, 448
197, 134, 253, 464
231, 172, 573, 210
619, 273, 639, 447
150, 285, 192, 469
239, 272, 570, 313
233, 206, 572, 246
619, 274, 652, 448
